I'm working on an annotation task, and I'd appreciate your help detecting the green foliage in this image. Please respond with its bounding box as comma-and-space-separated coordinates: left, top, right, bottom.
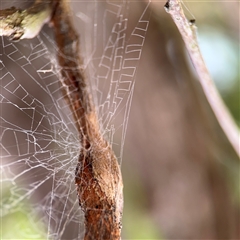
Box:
223, 81, 240, 127
1, 185, 46, 239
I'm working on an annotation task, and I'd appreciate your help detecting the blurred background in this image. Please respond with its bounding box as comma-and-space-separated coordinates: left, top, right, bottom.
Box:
0, 0, 239, 239
122, 1, 239, 239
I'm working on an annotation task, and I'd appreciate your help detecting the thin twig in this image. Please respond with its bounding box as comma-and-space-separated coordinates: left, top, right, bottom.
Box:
165, 0, 240, 158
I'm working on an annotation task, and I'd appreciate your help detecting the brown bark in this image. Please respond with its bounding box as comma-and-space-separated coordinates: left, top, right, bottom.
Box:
51, 0, 123, 239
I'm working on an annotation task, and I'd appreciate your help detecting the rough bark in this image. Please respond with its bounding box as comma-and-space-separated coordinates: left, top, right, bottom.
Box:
51, 1, 123, 239
0, 0, 123, 239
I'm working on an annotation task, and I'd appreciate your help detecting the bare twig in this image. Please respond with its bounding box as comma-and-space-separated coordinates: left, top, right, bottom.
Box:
165, 0, 240, 158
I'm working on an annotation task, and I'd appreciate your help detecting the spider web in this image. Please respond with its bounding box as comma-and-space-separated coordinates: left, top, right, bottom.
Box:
0, 1, 150, 239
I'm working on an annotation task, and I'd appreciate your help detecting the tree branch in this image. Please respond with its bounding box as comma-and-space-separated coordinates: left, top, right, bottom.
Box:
165, 0, 240, 158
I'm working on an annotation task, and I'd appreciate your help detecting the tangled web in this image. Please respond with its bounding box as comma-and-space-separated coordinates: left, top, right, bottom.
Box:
0, 1, 150, 239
